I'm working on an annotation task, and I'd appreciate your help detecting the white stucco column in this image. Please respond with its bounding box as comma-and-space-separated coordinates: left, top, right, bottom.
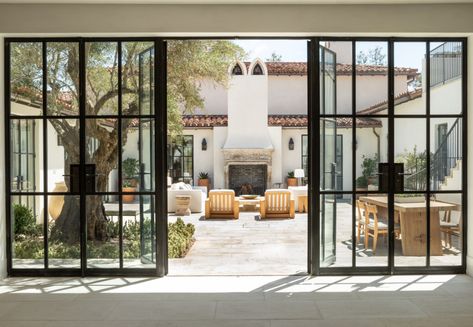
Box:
466, 35, 473, 276
0, 36, 6, 279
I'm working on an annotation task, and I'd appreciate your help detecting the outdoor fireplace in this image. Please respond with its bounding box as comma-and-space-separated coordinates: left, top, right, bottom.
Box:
223, 148, 273, 196
229, 165, 267, 195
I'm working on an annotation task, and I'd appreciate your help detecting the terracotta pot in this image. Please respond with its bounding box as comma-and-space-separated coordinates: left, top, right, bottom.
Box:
287, 178, 297, 187
48, 181, 68, 220
122, 187, 136, 203
198, 178, 210, 188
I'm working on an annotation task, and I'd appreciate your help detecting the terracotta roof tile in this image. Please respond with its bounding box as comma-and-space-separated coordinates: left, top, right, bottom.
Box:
182, 114, 382, 128
357, 88, 423, 115
244, 62, 417, 77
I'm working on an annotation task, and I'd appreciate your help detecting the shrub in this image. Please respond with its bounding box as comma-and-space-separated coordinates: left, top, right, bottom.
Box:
168, 218, 195, 258
13, 203, 39, 236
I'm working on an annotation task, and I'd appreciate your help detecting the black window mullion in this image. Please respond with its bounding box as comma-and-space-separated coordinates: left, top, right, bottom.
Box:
79, 39, 87, 277
387, 39, 395, 273
309, 37, 320, 275
42, 41, 49, 269
461, 40, 468, 271
426, 42, 431, 268
117, 41, 124, 269
5, 40, 13, 275
351, 40, 357, 269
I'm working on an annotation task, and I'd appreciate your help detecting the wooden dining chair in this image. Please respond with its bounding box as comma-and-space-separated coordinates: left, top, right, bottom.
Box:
440, 209, 461, 249
364, 203, 388, 254
356, 200, 367, 244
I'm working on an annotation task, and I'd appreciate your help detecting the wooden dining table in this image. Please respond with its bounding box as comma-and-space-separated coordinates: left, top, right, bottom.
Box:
359, 196, 457, 256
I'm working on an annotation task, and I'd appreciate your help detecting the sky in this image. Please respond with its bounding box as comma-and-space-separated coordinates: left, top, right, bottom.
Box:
233, 39, 427, 71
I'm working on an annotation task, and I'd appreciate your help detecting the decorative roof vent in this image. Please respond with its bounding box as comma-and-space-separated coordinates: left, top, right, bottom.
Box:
252, 63, 264, 75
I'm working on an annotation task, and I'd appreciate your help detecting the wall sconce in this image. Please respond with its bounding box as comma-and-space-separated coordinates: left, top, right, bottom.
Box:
201, 138, 207, 151
288, 138, 294, 150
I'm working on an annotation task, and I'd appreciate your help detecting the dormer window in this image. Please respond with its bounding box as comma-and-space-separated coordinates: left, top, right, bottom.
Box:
252, 63, 264, 75
232, 64, 243, 75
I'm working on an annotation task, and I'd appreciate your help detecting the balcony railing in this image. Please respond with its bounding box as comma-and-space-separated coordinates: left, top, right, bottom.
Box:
405, 118, 462, 191
430, 42, 462, 87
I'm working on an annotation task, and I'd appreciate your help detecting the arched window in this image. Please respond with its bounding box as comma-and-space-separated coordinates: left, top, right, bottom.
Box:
252, 63, 264, 75
232, 64, 243, 75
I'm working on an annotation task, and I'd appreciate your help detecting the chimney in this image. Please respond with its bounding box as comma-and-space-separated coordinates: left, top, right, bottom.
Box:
223, 59, 274, 150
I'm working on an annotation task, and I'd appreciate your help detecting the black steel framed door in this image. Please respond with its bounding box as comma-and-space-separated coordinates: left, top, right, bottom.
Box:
5, 36, 466, 277
310, 37, 467, 276
5, 38, 168, 277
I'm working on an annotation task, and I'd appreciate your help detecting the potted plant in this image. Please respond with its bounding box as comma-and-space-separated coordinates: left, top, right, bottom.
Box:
198, 172, 210, 189
356, 155, 378, 191
287, 171, 297, 187
122, 158, 140, 203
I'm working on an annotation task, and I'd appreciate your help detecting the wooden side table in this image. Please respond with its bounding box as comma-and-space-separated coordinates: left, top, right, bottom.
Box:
298, 195, 308, 213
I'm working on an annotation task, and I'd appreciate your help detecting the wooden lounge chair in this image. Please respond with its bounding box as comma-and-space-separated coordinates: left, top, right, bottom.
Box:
260, 189, 295, 219
205, 189, 239, 219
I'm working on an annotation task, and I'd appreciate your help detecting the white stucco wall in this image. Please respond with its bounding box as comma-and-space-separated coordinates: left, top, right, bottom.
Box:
281, 129, 307, 182
269, 126, 283, 186
268, 76, 307, 114
183, 129, 214, 186
212, 127, 227, 189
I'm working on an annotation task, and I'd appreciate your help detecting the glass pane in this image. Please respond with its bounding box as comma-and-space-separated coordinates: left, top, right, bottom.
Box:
85, 42, 119, 116
48, 195, 81, 268
122, 118, 155, 192
321, 195, 352, 268
320, 118, 336, 191
394, 42, 426, 115
47, 119, 80, 192
430, 41, 462, 115
320, 47, 336, 115
355, 193, 389, 267
394, 193, 427, 267
430, 118, 462, 192
431, 193, 462, 266
122, 42, 155, 115
10, 42, 43, 116
323, 41, 352, 115
355, 42, 388, 115
355, 118, 387, 191
87, 195, 119, 268
10, 119, 43, 193
395, 118, 427, 192
11, 195, 44, 268
46, 42, 80, 116
85, 119, 118, 192
334, 119, 352, 191
123, 195, 156, 268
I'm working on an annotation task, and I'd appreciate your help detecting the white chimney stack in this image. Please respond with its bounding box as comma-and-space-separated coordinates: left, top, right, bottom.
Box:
223, 59, 274, 150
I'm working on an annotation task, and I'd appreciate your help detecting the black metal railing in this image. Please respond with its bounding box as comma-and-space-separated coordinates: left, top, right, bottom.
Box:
405, 118, 462, 191
430, 42, 462, 87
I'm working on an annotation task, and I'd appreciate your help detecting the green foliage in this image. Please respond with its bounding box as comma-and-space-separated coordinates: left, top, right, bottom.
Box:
13, 203, 39, 236
123, 158, 140, 179
396, 146, 428, 191
356, 154, 378, 188
287, 171, 295, 178
199, 172, 209, 179
14, 217, 194, 260
167, 40, 245, 140
168, 218, 195, 258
